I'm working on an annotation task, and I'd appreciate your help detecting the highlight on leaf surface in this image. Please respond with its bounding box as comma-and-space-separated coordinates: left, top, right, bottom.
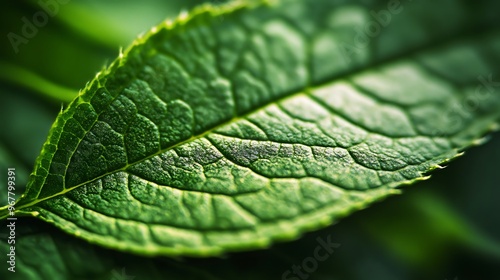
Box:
1, 0, 500, 257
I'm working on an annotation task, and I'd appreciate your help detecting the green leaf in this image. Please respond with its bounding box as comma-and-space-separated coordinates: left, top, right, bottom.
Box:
2, 0, 500, 257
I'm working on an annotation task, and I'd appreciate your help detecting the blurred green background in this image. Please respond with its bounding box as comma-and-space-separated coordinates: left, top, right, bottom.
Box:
1, 0, 499, 279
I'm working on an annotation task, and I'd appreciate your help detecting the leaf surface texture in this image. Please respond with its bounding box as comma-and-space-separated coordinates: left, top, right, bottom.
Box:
3, 0, 500, 256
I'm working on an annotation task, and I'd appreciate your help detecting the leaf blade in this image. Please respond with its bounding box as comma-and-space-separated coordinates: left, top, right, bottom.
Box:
4, 0, 500, 256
